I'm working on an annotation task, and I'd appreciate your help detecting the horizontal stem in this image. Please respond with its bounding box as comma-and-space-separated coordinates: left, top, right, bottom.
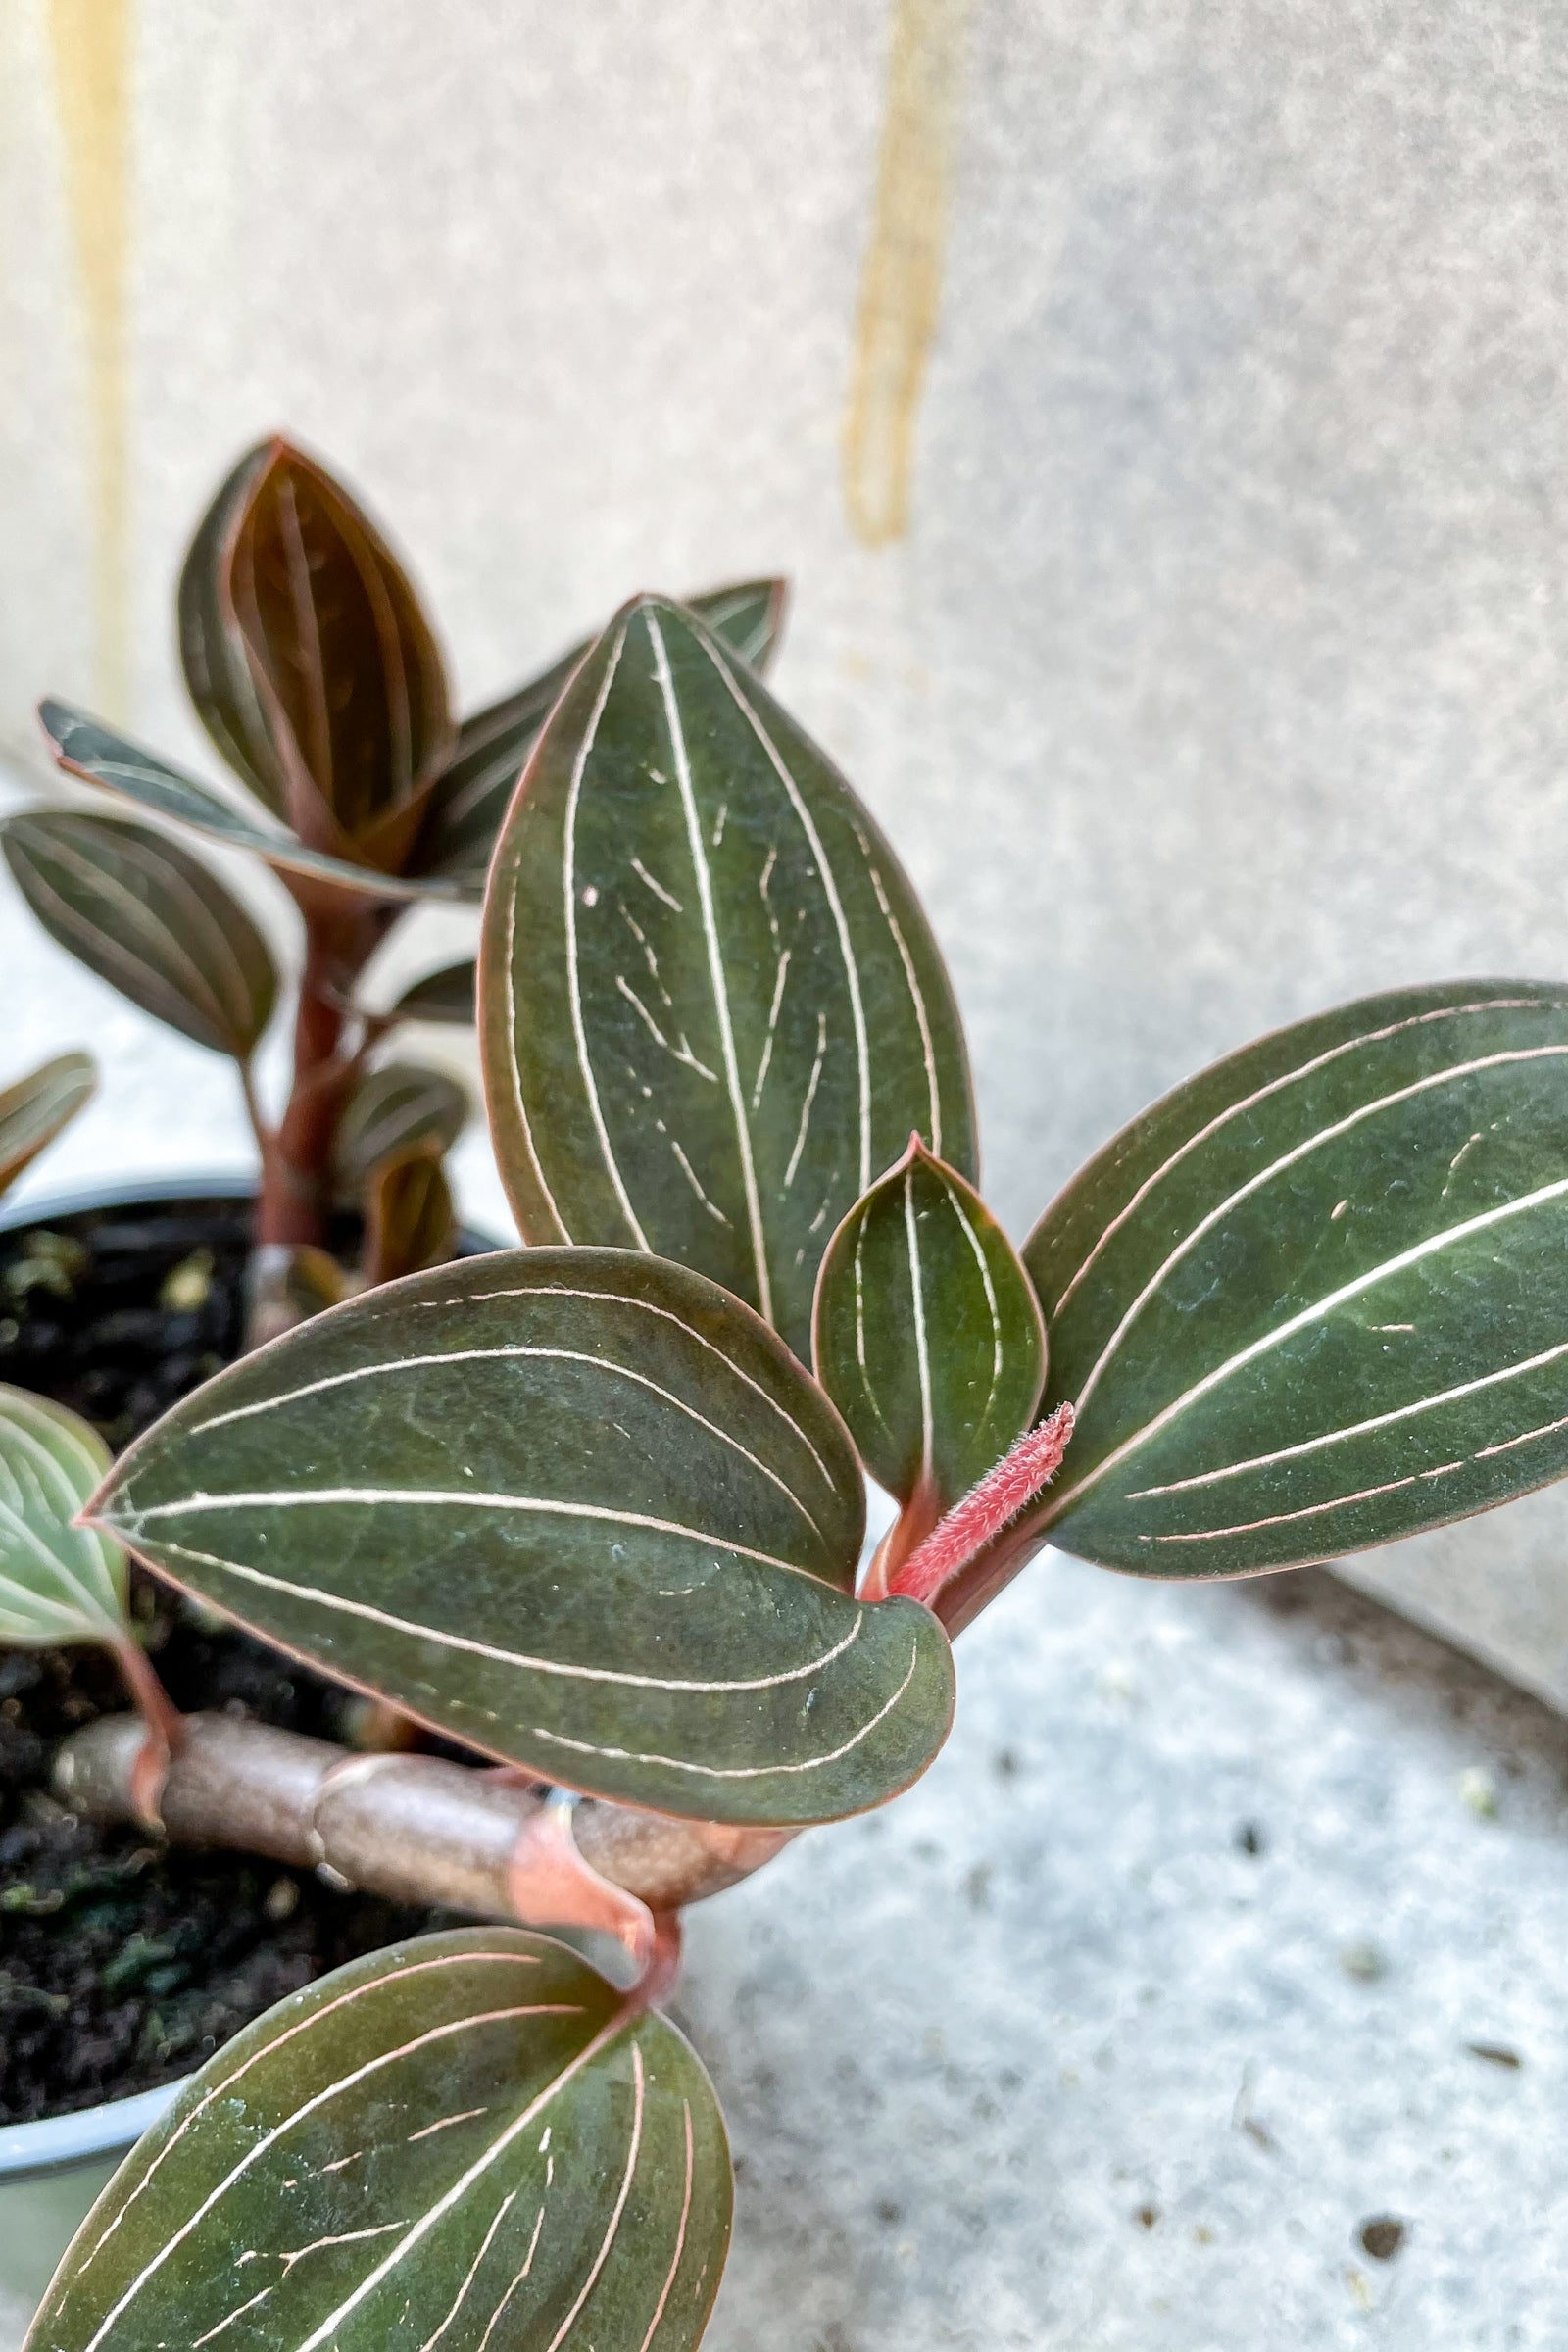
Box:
54, 1712, 794, 1922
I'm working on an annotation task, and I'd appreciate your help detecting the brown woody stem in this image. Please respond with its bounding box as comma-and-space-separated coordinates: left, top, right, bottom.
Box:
53, 1711, 794, 1924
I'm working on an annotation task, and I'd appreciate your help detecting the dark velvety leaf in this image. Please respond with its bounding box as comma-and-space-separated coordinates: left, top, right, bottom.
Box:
30, 1927, 730, 2352
365, 1147, 456, 1285
414, 580, 788, 885
89, 1248, 955, 1824
178, 437, 453, 867
333, 1061, 469, 1194
813, 1138, 1045, 1511
38, 702, 476, 904
1022, 981, 1568, 1577
479, 595, 975, 1362
0, 1385, 126, 1647
2, 810, 276, 1057
0, 1050, 95, 1198
388, 959, 477, 1026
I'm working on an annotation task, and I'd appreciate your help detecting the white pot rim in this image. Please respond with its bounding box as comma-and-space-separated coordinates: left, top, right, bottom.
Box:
0, 2076, 186, 2183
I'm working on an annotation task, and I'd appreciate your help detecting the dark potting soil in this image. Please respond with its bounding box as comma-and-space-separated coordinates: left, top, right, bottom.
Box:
0, 1195, 455, 2127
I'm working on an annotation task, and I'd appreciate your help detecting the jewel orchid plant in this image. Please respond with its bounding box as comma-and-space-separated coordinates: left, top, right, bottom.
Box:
2, 437, 785, 1335
12, 584, 1568, 2352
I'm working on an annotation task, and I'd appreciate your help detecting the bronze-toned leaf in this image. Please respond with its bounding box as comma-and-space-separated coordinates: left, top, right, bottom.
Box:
37, 701, 476, 905
88, 1248, 956, 1825
177, 441, 289, 815
333, 1061, 469, 1194
2, 810, 276, 1057
364, 1146, 456, 1285
479, 594, 975, 1362
0, 1052, 95, 1200
813, 1138, 1046, 1513
414, 579, 789, 885
30, 1928, 731, 2352
178, 437, 453, 867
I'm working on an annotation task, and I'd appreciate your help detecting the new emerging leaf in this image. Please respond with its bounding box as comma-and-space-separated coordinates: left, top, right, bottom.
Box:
85, 1249, 956, 1824
30, 1928, 731, 2352
480, 594, 975, 1361
813, 1136, 1045, 1516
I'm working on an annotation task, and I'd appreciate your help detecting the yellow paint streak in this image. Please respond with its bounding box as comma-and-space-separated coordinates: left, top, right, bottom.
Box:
842, 0, 968, 547
47, 0, 133, 715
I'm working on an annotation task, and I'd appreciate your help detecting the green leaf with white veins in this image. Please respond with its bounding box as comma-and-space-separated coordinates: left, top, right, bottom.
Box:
0, 1051, 96, 1199
813, 1137, 1046, 1511
480, 594, 975, 1363
0, 1386, 127, 1647
29, 1927, 731, 2352
2, 810, 276, 1058
414, 579, 788, 886
1022, 980, 1568, 1579
87, 1248, 955, 1825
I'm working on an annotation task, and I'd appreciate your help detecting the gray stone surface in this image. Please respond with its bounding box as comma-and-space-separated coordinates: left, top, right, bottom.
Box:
682, 1558, 1568, 2350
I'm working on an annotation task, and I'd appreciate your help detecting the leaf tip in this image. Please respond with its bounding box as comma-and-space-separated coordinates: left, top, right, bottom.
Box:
35, 696, 72, 751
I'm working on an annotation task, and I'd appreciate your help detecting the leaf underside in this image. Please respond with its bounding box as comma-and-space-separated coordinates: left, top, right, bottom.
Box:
0, 1050, 96, 1199
2, 810, 277, 1058
37, 703, 475, 905
1024, 980, 1568, 1576
415, 579, 787, 886
0, 1384, 125, 1647
90, 1249, 955, 1824
480, 595, 975, 1363
813, 1140, 1045, 1510
30, 1928, 731, 2352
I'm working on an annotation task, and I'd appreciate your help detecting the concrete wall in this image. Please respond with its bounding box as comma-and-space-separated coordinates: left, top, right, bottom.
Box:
4, 0, 1568, 1693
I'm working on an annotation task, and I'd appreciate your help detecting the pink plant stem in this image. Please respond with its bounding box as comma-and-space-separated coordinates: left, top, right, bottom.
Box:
634, 1913, 684, 2012
885, 1403, 1076, 1612
109, 1636, 184, 1827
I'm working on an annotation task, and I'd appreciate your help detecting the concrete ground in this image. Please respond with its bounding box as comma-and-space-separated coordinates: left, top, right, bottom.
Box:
678, 1553, 1564, 2352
